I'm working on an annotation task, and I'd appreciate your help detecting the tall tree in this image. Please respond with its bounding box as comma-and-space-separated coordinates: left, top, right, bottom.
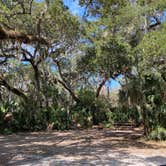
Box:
0, 0, 80, 105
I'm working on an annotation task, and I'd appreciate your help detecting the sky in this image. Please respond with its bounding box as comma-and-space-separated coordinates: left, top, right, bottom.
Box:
63, 0, 85, 16
150, 11, 166, 25
36, 0, 84, 16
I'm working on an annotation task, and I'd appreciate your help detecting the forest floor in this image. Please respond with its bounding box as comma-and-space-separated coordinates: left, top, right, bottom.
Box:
0, 126, 166, 166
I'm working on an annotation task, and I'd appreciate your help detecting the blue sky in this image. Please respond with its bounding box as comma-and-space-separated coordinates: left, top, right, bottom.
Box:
108, 78, 121, 90
150, 11, 166, 25
63, 0, 84, 16
36, 0, 84, 16
63, 0, 97, 21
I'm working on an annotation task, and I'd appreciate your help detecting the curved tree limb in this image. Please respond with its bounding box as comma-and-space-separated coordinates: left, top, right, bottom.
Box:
0, 77, 28, 101
0, 27, 49, 45
57, 78, 80, 103
53, 59, 80, 103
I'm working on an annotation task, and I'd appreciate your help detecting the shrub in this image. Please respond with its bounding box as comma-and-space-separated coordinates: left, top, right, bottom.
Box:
71, 88, 112, 128
103, 111, 114, 127
71, 106, 93, 128
112, 106, 129, 123
48, 106, 69, 130
148, 127, 166, 141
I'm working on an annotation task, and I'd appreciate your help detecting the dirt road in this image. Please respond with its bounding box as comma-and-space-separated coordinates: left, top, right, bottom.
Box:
0, 128, 166, 166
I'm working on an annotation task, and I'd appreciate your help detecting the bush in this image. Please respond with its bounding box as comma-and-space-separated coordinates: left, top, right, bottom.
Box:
101, 110, 114, 128
112, 106, 142, 125
0, 104, 5, 131
148, 127, 166, 141
71, 106, 93, 128
71, 89, 112, 127
112, 106, 130, 123
0, 102, 13, 133
0, 88, 114, 132
159, 104, 166, 128
2, 128, 13, 135
48, 106, 69, 130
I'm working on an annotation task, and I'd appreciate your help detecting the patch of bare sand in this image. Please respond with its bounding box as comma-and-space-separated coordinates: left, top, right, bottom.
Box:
0, 128, 166, 166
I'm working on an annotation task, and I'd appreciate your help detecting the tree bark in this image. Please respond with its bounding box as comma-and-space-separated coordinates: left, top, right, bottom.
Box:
0, 27, 49, 45
32, 64, 40, 92
96, 77, 107, 98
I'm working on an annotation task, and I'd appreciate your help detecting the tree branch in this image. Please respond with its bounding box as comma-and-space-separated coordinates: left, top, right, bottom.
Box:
0, 77, 28, 100
0, 27, 49, 45
57, 78, 80, 103
53, 59, 80, 103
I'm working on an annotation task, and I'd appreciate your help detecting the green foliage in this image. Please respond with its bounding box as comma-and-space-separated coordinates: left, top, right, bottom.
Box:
102, 111, 114, 128
71, 89, 111, 128
79, 0, 127, 17
71, 106, 93, 128
48, 106, 69, 130
112, 107, 135, 123
3, 128, 13, 135
0, 103, 8, 113
148, 127, 166, 141
11, 102, 47, 131
78, 21, 131, 79
0, 104, 5, 131
78, 89, 96, 106
136, 23, 166, 73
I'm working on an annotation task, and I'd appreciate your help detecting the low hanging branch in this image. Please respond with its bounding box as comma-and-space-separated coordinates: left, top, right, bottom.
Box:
0, 27, 49, 45
0, 77, 28, 101
53, 59, 80, 103
57, 79, 80, 103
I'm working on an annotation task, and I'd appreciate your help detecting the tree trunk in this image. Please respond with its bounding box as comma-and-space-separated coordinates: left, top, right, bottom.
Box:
32, 64, 40, 92
142, 106, 149, 136
96, 77, 107, 98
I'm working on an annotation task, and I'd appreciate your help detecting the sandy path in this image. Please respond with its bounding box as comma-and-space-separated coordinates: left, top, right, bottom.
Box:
0, 128, 166, 166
